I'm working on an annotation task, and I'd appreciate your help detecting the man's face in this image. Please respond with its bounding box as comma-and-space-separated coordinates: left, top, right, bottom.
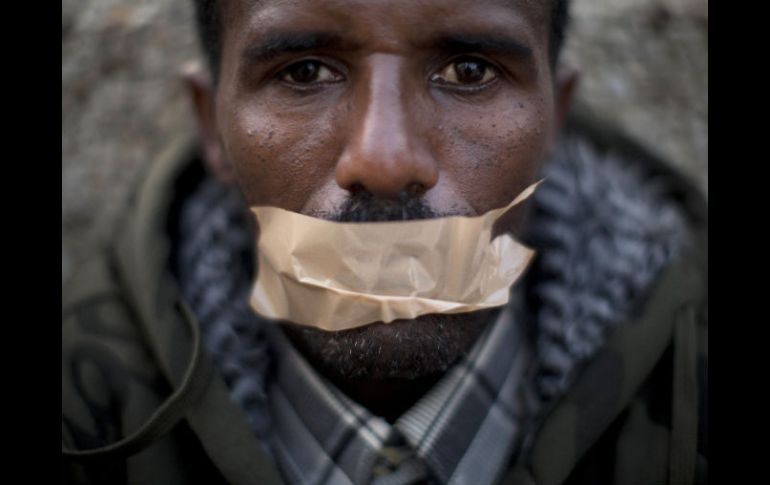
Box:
195, 0, 567, 381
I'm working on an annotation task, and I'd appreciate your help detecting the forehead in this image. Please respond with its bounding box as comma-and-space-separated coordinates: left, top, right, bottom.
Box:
221, 0, 551, 50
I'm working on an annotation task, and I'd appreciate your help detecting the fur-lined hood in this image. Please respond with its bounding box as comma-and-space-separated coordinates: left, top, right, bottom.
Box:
171, 104, 701, 419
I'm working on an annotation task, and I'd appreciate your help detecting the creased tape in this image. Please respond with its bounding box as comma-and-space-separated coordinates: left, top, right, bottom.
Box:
249, 180, 541, 331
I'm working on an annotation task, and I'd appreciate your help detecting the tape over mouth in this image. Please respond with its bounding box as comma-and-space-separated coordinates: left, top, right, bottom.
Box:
249, 181, 542, 331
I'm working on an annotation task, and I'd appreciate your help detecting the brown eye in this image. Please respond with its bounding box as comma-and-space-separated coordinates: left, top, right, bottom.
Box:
281, 60, 342, 85
431, 58, 497, 86
455, 60, 486, 83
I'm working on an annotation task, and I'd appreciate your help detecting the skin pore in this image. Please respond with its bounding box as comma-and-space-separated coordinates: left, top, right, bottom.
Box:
188, 0, 575, 421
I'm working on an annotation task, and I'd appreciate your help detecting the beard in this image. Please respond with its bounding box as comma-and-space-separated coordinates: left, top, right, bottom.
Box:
282, 309, 498, 380
279, 190, 500, 381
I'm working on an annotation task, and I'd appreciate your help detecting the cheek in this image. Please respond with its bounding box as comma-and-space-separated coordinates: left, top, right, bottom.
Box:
438, 98, 551, 211
219, 101, 341, 209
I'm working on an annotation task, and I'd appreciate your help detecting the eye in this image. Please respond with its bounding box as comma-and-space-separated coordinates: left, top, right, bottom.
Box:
279, 60, 343, 85
430, 57, 498, 86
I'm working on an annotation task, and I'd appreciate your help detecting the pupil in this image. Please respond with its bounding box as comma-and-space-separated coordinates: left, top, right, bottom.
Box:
455, 61, 484, 83
292, 61, 319, 83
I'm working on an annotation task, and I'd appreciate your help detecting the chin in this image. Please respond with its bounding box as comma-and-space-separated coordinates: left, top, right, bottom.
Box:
281, 308, 499, 380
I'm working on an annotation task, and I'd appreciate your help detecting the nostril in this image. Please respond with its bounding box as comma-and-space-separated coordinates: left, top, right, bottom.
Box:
406, 183, 425, 197
349, 182, 366, 195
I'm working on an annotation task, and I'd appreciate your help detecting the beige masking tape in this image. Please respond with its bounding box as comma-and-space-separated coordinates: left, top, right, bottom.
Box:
250, 181, 541, 331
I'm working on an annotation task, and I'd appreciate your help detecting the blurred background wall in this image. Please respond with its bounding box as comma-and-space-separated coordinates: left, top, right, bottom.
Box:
62, 0, 708, 284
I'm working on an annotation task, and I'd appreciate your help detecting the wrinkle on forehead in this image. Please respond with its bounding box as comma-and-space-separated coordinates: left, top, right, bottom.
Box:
226, 0, 550, 35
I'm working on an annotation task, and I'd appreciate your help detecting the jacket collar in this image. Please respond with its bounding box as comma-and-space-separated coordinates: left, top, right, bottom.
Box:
113, 134, 284, 484
503, 231, 706, 484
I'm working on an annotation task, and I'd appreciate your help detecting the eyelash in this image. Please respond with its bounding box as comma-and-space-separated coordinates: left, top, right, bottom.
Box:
274, 56, 501, 94
429, 56, 500, 92
276, 59, 345, 90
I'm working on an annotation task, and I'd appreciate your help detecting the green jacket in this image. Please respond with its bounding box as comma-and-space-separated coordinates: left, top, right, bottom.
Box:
62, 109, 708, 485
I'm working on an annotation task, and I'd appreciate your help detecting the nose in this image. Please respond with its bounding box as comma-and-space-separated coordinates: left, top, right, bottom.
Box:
335, 54, 439, 199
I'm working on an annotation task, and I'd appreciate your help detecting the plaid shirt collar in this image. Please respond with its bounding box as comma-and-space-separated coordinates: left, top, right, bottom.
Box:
262, 293, 538, 485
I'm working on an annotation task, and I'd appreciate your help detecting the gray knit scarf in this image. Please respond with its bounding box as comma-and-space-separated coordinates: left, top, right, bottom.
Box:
174, 133, 687, 440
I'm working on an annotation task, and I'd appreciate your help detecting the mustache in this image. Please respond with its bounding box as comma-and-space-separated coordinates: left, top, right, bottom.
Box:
325, 190, 456, 222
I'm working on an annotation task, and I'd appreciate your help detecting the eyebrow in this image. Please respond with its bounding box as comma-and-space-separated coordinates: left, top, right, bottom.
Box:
431, 32, 534, 61
241, 30, 536, 75
242, 31, 359, 63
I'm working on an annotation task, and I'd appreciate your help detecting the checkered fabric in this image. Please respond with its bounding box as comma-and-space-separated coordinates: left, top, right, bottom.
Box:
263, 295, 539, 485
